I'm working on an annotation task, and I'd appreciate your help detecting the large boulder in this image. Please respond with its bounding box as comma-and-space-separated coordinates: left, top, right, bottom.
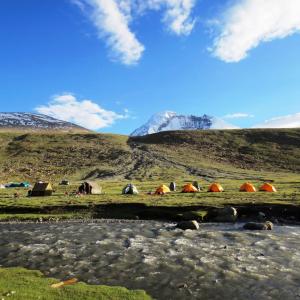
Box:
243, 221, 273, 230
176, 210, 208, 222
209, 207, 237, 222
177, 220, 200, 230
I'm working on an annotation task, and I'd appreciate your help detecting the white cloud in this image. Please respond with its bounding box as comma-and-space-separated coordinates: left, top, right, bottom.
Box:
73, 0, 196, 64
36, 94, 127, 130
145, 0, 196, 35
212, 0, 300, 62
223, 113, 254, 119
253, 112, 300, 128
79, 0, 144, 65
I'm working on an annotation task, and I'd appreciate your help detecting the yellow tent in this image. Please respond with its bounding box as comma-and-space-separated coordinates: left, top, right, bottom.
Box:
259, 183, 277, 192
31, 182, 53, 197
155, 185, 170, 195
240, 182, 256, 192
208, 183, 224, 192
182, 183, 198, 193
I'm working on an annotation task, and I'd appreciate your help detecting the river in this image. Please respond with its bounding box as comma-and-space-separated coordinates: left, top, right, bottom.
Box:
0, 220, 299, 299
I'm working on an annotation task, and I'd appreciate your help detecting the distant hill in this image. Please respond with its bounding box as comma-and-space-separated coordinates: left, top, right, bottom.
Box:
0, 128, 299, 182
131, 111, 238, 136
0, 113, 90, 133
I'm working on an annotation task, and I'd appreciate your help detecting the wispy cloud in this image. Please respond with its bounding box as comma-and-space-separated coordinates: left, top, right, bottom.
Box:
77, 0, 145, 65
73, 0, 196, 64
223, 113, 254, 119
253, 112, 300, 129
211, 0, 300, 62
145, 0, 197, 35
36, 93, 127, 130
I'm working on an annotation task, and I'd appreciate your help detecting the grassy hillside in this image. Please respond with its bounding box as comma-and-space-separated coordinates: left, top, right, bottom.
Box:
0, 128, 299, 182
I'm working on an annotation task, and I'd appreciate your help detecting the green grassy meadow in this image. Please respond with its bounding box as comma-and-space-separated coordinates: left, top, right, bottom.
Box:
0, 174, 299, 221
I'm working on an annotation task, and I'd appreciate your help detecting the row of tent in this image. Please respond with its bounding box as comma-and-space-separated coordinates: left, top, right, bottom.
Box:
239, 182, 276, 192
2, 180, 277, 197
122, 182, 277, 195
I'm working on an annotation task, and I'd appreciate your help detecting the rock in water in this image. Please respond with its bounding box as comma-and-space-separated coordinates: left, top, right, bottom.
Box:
209, 207, 237, 222
243, 221, 273, 230
177, 220, 200, 230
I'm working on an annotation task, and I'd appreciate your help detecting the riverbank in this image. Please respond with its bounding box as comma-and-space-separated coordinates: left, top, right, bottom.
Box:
1, 202, 300, 224
0, 267, 152, 300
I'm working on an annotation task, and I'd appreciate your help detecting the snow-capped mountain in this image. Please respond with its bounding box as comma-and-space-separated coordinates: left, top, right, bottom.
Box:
130, 111, 239, 136
0, 113, 90, 132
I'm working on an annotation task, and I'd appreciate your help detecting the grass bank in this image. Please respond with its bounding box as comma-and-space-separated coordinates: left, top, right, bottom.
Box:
0, 267, 152, 300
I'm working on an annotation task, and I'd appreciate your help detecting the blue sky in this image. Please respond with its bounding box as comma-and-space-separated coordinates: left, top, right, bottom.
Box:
1, 0, 300, 134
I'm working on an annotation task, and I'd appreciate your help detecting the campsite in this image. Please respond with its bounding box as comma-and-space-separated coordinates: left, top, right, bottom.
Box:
0, 129, 299, 299
0, 174, 299, 222
3, 0, 300, 298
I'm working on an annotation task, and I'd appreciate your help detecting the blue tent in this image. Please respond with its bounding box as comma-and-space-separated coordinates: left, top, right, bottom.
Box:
5, 182, 30, 188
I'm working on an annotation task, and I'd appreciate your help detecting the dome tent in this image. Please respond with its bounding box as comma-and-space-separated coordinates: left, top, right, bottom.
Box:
260, 183, 277, 192
240, 182, 256, 192
208, 183, 224, 192
5, 182, 30, 188
182, 183, 198, 193
122, 183, 139, 195
59, 180, 70, 186
155, 185, 170, 195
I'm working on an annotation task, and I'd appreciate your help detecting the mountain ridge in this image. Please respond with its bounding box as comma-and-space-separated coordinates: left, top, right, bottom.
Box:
0, 113, 90, 133
131, 111, 239, 136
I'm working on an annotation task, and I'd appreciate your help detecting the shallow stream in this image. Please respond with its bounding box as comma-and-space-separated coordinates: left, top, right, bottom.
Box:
0, 220, 299, 299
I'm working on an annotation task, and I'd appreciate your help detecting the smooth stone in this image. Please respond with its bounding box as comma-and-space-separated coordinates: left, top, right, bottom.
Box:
211, 207, 237, 222
177, 220, 200, 230
243, 221, 273, 230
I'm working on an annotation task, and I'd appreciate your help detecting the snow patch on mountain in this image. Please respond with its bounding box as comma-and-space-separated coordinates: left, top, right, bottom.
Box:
0, 113, 90, 132
131, 111, 239, 136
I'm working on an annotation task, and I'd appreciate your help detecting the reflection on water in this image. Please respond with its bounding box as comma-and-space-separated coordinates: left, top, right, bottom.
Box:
0, 221, 300, 300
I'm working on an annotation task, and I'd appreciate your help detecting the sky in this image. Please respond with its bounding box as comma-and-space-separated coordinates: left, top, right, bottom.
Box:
1, 0, 300, 134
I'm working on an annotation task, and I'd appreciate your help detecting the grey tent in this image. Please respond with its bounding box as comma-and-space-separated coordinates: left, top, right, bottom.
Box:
78, 181, 102, 195
31, 182, 53, 197
192, 181, 201, 191
122, 183, 139, 195
60, 180, 70, 185
169, 182, 176, 191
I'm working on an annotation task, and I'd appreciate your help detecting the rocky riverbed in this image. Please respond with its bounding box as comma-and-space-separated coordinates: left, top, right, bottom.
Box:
0, 220, 299, 299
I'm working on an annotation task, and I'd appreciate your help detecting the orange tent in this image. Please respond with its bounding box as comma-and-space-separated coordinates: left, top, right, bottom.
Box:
240, 182, 256, 192
182, 183, 198, 193
155, 185, 171, 195
208, 183, 224, 192
259, 183, 277, 192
